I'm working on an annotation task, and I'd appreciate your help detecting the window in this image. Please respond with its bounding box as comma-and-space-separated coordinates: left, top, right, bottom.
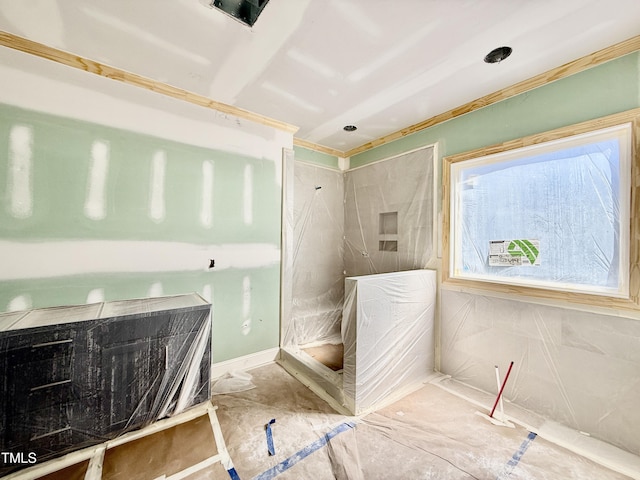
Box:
442, 111, 640, 308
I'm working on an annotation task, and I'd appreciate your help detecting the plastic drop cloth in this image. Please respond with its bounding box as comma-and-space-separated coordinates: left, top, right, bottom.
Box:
440, 288, 640, 457
212, 370, 256, 395
215, 364, 634, 480
0, 293, 211, 475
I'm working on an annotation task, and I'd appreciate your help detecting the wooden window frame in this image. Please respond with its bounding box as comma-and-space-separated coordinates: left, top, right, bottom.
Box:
442, 108, 640, 310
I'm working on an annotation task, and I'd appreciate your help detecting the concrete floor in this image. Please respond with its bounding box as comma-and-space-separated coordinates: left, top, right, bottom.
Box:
32, 362, 635, 480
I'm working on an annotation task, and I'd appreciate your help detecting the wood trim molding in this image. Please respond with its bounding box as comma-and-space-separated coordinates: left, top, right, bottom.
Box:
441, 108, 640, 311
345, 34, 640, 158
3, 28, 638, 159
293, 138, 344, 158
0, 30, 299, 135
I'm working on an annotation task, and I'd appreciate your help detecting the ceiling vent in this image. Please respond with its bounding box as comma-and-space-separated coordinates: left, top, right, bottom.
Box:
211, 0, 270, 27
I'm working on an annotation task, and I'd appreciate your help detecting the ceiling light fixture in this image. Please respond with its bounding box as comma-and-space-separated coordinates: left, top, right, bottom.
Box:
484, 46, 513, 64
343, 125, 357, 132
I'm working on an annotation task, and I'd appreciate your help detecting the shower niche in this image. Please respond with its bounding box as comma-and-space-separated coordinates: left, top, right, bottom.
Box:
280, 146, 436, 415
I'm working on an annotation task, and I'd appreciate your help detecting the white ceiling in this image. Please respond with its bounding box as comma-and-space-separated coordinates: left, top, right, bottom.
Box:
1, 0, 639, 153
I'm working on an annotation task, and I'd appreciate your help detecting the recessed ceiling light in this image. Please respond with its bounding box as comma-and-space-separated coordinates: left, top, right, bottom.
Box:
343, 125, 357, 132
484, 46, 513, 64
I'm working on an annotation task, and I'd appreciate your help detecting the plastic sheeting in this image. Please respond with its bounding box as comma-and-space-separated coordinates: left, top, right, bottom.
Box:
0, 294, 210, 331
440, 288, 640, 456
0, 293, 211, 475
342, 269, 436, 414
285, 146, 435, 349
449, 129, 630, 296
344, 148, 435, 277
288, 163, 345, 347
281, 147, 436, 415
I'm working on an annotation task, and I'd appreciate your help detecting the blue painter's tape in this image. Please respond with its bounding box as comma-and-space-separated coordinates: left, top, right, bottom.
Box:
266, 418, 276, 456
496, 431, 537, 479
227, 467, 241, 480
253, 421, 356, 480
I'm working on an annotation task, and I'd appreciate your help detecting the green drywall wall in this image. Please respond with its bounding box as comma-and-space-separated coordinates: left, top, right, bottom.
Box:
351, 52, 640, 168
293, 144, 341, 169
0, 104, 281, 362
0, 104, 280, 243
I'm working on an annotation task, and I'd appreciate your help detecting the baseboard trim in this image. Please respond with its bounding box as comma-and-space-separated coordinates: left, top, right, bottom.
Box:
211, 347, 280, 380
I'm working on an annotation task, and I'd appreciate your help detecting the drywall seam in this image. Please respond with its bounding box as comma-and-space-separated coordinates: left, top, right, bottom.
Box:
7, 295, 31, 312
149, 150, 167, 223
86, 288, 105, 304
243, 164, 253, 225
241, 275, 252, 335
200, 160, 214, 228
0, 240, 280, 280
148, 282, 164, 297
84, 140, 110, 220
7, 124, 33, 219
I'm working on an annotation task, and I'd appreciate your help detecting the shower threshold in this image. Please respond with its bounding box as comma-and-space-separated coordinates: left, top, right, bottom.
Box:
278, 346, 348, 415
301, 343, 344, 372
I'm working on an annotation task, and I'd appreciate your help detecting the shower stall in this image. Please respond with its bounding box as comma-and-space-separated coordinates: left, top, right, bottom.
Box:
279, 146, 438, 414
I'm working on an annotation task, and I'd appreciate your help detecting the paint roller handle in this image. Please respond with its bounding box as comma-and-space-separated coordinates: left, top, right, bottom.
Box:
489, 361, 514, 418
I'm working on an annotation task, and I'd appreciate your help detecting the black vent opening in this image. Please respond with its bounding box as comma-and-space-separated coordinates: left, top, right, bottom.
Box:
212, 0, 270, 27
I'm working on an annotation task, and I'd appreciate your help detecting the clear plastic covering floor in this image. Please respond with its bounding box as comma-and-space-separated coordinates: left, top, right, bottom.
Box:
36, 363, 634, 480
